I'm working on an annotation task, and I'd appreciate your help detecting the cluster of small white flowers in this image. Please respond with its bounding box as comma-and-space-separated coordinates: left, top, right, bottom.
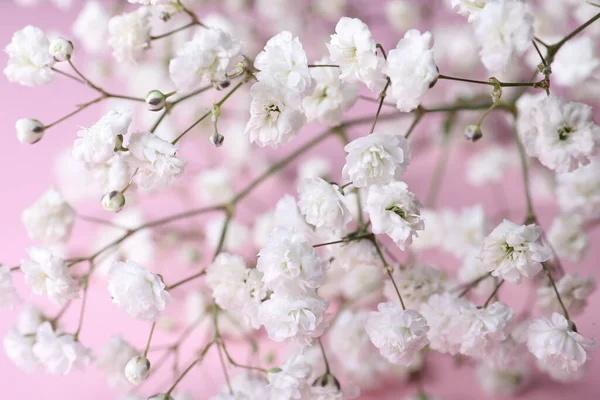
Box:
108, 7, 152, 63
385, 264, 446, 309
297, 177, 351, 233
21, 189, 75, 244
4, 25, 54, 86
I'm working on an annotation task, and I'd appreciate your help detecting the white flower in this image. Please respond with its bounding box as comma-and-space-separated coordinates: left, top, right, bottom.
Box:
107, 260, 171, 321
17, 304, 44, 335
303, 58, 359, 125
72, 0, 110, 54
124, 355, 151, 385
548, 215, 589, 262
253, 211, 274, 249
22, 188, 75, 244
72, 109, 132, 169
20, 246, 79, 305
342, 132, 410, 188
515, 91, 547, 136
365, 181, 424, 250
0, 266, 20, 309
552, 36, 599, 87
420, 293, 470, 355
169, 27, 243, 92
33, 322, 91, 375
456, 301, 513, 357
522, 95, 600, 173
297, 157, 331, 181
272, 195, 315, 238
479, 220, 552, 284
108, 7, 151, 63
473, 0, 534, 72
15, 118, 45, 144
330, 239, 380, 271
49, 37, 73, 62
3, 327, 38, 372
476, 364, 527, 397
97, 335, 139, 387
255, 31, 311, 100
526, 313, 597, 373
386, 264, 445, 310
127, 132, 186, 189
340, 263, 383, 301
440, 205, 487, 258
257, 227, 327, 295
365, 303, 429, 366
259, 292, 328, 343
384, 29, 438, 112
556, 157, 600, 222
89, 153, 132, 195
466, 145, 514, 186
537, 274, 596, 318
327, 17, 386, 92
245, 82, 306, 148
205, 216, 249, 252
206, 253, 249, 310
267, 349, 312, 399
196, 167, 234, 204
4, 25, 54, 86
449, 0, 487, 21
298, 177, 351, 232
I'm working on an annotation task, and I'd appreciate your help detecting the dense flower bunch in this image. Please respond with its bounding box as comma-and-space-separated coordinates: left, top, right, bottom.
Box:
2, 0, 600, 399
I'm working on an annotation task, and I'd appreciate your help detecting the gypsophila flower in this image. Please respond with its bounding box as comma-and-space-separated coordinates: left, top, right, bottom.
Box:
330, 239, 380, 271
206, 253, 249, 310
22, 188, 75, 244
456, 301, 513, 357
127, 132, 186, 189
72, 109, 132, 169
384, 29, 438, 112
479, 220, 552, 284
4, 25, 54, 86
365, 303, 429, 366
297, 157, 332, 181
267, 349, 312, 398
297, 177, 351, 232
49, 37, 73, 62
527, 313, 597, 373
20, 246, 79, 305
107, 260, 171, 321
72, 0, 110, 54
522, 95, 600, 173
340, 263, 383, 301
449, 0, 487, 21
473, 0, 533, 72
548, 215, 589, 263
257, 227, 327, 295
303, 57, 359, 125
108, 7, 151, 63
537, 274, 596, 318
97, 335, 139, 387
342, 132, 411, 188
327, 17, 386, 92
259, 292, 328, 343
3, 327, 38, 372
441, 205, 487, 258
366, 181, 424, 250
0, 266, 20, 309
245, 82, 306, 148
420, 293, 471, 355
196, 167, 234, 204
33, 321, 91, 375
272, 195, 314, 238
254, 31, 312, 102
552, 36, 599, 87
169, 27, 243, 92
386, 264, 446, 310
556, 157, 600, 222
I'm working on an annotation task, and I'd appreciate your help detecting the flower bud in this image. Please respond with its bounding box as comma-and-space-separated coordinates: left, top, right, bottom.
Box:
148, 394, 174, 400
125, 355, 151, 385
212, 79, 230, 91
146, 90, 167, 112
464, 125, 483, 142
16, 118, 44, 144
49, 37, 73, 62
209, 132, 225, 147
101, 191, 126, 212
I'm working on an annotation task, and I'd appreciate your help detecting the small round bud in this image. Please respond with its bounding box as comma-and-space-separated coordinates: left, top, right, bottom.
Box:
209, 132, 225, 147
212, 79, 230, 91
464, 125, 483, 142
101, 191, 126, 212
124, 355, 151, 385
159, 11, 171, 22
146, 90, 167, 112
49, 37, 73, 62
16, 118, 45, 144
148, 394, 174, 400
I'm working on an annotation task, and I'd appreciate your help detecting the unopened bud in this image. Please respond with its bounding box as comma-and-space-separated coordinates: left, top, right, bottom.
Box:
49, 37, 73, 62
101, 191, 126, 212
16, 118, 45, 144
159, 11, 171, 22
209, 132, 225, 147
464, 125, 483, 142
124, 355, 151, 385
212, 79, 230, 91
146, 90, 166, 112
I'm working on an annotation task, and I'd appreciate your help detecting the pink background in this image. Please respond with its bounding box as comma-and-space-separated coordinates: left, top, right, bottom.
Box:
1, 1, 599, 399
